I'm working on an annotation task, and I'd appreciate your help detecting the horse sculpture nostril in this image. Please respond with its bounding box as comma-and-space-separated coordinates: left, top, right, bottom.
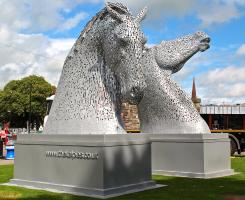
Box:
128, 86, 144, 105
199, 37, 210, 52
201, 37, 210, 43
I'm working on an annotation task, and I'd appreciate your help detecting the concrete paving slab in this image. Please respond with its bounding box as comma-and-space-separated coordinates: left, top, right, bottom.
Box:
0, 159, 14, 165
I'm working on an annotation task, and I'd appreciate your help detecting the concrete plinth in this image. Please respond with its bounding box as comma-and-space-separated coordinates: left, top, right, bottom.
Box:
9, 134, 159, 198
150, 133, 234, 178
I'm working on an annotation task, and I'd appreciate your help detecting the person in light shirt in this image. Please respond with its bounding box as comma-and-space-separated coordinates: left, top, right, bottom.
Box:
0, 128, 9, 145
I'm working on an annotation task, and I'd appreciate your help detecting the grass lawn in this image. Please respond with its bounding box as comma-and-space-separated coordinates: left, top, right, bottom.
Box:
0, 158, 245, 200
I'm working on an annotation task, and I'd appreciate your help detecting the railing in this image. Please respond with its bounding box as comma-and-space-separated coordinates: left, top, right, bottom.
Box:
200, 105, 245, 114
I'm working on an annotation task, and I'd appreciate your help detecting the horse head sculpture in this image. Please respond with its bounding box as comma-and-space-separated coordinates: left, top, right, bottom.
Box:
103, 3, 147, 104
154, 31, 210, 74
44, 2, 147, 135
139, 31, 211, 134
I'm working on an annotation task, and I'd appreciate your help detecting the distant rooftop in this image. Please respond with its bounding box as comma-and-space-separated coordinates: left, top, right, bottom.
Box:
200, 104, 245, 114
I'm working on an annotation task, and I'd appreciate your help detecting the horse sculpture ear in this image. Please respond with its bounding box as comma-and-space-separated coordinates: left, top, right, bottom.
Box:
106, 2, 126, 22
135, 7, 147, 24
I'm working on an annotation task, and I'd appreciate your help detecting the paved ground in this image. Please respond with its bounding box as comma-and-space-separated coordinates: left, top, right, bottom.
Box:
234, 151, 245, 157
0, 159, 14, 165
225, 195, 245, 200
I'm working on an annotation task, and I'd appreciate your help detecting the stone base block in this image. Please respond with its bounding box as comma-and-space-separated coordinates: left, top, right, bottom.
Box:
9, 134, 160, 198
149, 133, 234, 178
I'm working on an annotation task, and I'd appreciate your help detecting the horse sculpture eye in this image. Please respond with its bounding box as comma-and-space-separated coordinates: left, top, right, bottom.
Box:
119, 37, 129, 46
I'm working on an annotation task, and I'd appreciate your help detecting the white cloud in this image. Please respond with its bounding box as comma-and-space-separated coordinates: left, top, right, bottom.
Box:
173, 66, 195, 82
46, 38, 75, 56
198, 65, 245, 103
172, 50, 213, 85
0, 26, 74, 88
200, 66, 245, 84
226, 83, 245, 97
236, 44, 245, 56
59, 12, 88, 31
228, 0, 245, 5
197, 1, 240, 28
106, 0, 245, 28
0, 0, 99, 32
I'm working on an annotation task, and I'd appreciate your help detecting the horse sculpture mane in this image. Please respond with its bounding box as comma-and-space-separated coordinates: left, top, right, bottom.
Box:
44, 2, 147, 135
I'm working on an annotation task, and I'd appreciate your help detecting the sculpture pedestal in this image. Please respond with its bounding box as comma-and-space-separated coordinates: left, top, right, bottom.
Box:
150, 133, 234, 178
9, 134, 159, 198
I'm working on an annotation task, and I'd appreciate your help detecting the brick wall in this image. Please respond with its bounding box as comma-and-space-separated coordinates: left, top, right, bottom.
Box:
121, 102, 140, 132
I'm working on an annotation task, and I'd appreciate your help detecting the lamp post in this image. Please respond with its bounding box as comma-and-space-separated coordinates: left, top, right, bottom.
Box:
28, 85, 32, 133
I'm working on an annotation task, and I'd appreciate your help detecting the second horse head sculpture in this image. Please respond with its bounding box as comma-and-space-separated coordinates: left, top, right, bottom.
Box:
139, 31, 211, 134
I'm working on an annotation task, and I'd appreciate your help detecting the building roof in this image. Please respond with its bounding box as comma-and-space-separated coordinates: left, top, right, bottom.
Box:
200, 104, 245, 114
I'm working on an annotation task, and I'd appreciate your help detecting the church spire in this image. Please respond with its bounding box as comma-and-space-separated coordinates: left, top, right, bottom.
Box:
192, 77, 197, 101
191, 77, 201, 112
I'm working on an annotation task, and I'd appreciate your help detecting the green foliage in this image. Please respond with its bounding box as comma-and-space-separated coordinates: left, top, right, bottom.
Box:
0, 158, 245, 199
0, 75, 55, 127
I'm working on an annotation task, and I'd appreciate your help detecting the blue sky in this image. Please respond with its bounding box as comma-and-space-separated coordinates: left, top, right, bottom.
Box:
0, 0, 245, 104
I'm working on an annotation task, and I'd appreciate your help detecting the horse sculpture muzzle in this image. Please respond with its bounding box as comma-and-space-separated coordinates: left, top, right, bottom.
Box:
199, 37, 211, 52
119, 73, 146, 105
195, 31, 211, 52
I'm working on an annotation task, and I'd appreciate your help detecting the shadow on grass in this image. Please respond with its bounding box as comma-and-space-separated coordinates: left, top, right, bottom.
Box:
5, 174, 244, 200
18, 194, 94, 200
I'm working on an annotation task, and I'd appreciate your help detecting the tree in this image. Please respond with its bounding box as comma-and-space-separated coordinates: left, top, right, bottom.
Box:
0, 75, 55, 128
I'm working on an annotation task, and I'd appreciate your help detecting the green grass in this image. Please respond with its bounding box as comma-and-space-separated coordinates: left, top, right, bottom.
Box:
0, 158, 245, 200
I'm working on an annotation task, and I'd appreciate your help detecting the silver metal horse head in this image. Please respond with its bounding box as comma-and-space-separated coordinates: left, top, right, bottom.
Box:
103, 2, 148, 104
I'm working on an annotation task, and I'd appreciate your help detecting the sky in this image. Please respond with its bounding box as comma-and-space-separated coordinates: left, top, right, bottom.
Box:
0, 0, 245, 104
